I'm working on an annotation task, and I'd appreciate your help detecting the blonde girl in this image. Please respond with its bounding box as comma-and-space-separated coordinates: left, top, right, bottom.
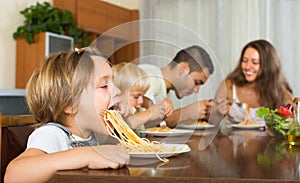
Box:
112, 62, 166, 130
5, 47, 129, 182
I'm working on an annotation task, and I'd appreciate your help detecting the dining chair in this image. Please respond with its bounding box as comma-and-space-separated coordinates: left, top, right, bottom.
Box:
0, 112, 36, 181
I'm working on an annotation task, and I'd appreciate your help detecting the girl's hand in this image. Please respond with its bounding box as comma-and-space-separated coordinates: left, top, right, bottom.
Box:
148, 103, 166, 121
117, 101, 134, 118
87, 145, 129, 169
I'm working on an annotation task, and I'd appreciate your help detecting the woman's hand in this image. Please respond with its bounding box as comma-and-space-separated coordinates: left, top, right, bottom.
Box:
228, 103, 246, 123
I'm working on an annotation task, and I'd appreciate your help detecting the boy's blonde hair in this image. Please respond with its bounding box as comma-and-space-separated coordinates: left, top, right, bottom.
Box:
112, 62, 149, 94
26, 47, 103, 126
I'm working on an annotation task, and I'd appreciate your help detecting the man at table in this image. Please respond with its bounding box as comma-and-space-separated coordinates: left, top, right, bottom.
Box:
139, 45, 214, 128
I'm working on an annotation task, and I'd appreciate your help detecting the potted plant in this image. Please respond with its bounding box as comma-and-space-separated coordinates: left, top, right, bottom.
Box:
13, 2, 89, 47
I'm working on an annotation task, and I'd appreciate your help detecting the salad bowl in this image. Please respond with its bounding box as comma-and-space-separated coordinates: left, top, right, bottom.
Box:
257, 105, 294, 138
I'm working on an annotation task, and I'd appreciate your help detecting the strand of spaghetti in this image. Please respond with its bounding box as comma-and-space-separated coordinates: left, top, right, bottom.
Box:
104, 111, 155, 149
114, 111, 149, 145
102, 110, 171, 161
155, 160, 169, 169
105, 110, 161, 150
111, 111, 153, 146
108, 110, 140, 143
155, 154, 169, 163
104, 111, 149, 146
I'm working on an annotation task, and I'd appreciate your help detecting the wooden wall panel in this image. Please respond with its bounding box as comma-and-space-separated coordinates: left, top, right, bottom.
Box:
16, 0, 140, 88
53, 0, 77, 20
106, 3, 131, 29
16, 33, 46, 88
77, 0, 108, 34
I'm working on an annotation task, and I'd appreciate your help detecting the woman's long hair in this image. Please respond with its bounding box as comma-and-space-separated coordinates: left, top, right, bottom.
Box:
227, 39, 292, 109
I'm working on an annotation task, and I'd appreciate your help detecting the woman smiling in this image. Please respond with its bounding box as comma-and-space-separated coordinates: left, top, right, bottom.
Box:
215, 39, 293, 124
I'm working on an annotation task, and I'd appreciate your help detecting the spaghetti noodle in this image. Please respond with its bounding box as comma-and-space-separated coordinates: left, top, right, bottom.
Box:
102, 110, 187, 162
238, 104, 258, 126
185, 120, 209, 126
146, 126, 173, 132
238, 119, 258, 126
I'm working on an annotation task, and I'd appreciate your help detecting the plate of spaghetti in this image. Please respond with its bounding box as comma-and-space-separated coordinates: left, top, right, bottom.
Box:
102, 110, 191, 162
231, 119, 265, 129
178, 120, 215, 130
129, 143, 191, 159
139, 127, 193, 136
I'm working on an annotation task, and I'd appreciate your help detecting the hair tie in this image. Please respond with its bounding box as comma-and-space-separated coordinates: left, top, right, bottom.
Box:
74, 47, 80, 54
74, 47, 87, 54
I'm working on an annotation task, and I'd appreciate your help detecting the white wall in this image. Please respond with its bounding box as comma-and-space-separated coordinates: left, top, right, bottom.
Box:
0, 0, 139, 89
103, 0, 140, 9
0, 0, 52, 88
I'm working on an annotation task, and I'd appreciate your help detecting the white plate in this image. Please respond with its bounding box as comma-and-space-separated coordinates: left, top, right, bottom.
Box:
129, 144, 191, 159
231, 124, 265, 129
178, 124, 215, 130
139, 129, 193, 136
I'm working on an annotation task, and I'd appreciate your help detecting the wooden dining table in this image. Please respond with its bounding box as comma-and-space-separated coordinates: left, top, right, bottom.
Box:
49, 123, 300, 183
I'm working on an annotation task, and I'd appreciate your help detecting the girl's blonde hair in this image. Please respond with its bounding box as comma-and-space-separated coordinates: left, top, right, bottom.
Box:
112, 62, 149, 94
26, 47, 103, 126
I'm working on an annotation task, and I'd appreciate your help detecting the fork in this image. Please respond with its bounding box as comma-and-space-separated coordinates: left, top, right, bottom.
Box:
160, 121, 167, 129
237, 102, 250, 121
151, 94, 167, 129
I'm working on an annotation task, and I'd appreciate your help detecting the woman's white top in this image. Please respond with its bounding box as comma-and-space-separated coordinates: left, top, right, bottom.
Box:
229, 85, 265, 125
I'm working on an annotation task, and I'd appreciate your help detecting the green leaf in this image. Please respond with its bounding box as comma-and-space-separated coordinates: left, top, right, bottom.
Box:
257, 107, 270, 118
25, 33, 34, 44
13, 1, 89, 47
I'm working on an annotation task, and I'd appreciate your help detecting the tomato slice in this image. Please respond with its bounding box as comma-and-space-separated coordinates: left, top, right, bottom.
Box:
278, 106, 293, 118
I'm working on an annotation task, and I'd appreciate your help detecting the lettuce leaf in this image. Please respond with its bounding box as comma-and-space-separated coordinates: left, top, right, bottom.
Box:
257, 107, 271, 118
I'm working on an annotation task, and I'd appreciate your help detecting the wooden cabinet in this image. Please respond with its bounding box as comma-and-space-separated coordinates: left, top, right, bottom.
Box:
15, 32, 47, 88
16, 0, 139, 88
54, 0, 139, 64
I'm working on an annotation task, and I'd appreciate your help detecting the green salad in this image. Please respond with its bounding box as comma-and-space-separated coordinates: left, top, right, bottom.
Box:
257, 105, 293, 137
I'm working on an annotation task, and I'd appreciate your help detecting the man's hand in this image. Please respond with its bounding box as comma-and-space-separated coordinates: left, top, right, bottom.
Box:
185, 99, 214, 120
163, 98, 174, 117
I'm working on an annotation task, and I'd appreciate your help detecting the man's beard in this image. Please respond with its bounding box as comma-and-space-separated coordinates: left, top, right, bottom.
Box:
174, 88, 183, 99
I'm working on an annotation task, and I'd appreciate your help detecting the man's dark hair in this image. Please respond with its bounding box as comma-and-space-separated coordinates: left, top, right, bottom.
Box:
169, 45, 214, 74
